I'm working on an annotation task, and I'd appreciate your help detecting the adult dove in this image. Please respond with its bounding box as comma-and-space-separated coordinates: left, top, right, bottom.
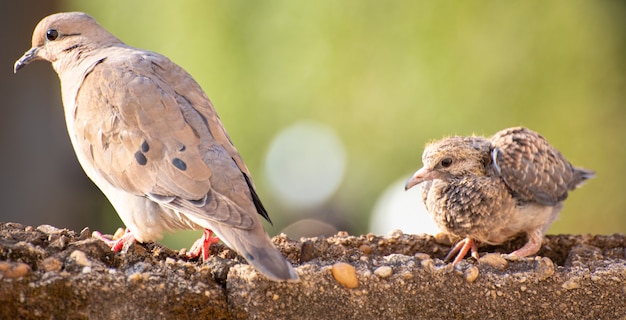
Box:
14, 12, 298, 281
405, 127, 594, 265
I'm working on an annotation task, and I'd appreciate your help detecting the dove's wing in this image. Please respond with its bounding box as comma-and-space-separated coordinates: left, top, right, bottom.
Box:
73, 46, 268, 230
490, 127, 575, 206
16, 11, 297, 281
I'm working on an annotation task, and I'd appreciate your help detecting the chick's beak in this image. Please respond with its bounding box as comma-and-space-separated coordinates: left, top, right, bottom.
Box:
14, 47, 40, 73
405, 167, 431, 191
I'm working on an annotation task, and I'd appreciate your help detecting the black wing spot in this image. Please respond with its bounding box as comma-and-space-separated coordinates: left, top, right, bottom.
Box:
141, 140, 150, 153
242, 171, 272, 224
179, 145, 186, 152
172, 158, 187, 171
134, 151, 147, 166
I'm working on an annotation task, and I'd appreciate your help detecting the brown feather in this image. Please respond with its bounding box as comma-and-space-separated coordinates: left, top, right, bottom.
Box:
14, 12, 298, 280
407, 127, 594, 261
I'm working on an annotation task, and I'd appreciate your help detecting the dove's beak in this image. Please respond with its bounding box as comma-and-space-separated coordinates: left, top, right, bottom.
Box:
14, 47, 40, 73
404, 167, 431, 190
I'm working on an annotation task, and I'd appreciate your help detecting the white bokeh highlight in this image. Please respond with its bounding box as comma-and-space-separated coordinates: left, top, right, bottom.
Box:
264, 121, 346, 209
370, 176, 439, 236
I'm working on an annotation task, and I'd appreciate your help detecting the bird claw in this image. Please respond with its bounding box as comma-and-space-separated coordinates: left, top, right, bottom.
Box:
187, 229, 221, 261
445, 237, 479, 265
93, 228, 135, 252
507, 229, 544, 259
503, 253, 521, 261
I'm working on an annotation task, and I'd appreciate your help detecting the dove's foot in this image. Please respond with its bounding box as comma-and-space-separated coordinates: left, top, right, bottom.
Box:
187, 229, 221, 261
445, 237, 479, 265
93, 228, 135, 252
506, 228, 543, 260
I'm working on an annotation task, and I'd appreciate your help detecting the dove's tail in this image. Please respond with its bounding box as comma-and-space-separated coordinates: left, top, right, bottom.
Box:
571, 167, 595, 189
209, 223, 299, 282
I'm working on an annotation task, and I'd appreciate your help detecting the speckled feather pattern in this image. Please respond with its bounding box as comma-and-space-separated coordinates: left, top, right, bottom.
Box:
491, 127, 583, 206
412, 127, 593, 253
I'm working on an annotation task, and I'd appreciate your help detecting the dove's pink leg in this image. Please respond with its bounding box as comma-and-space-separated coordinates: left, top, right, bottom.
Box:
187, 229, 221, 261
93, 228, 136, 251
445, 237, 479, 265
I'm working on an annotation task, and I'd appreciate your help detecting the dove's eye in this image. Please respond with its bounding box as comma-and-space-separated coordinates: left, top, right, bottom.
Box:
46, 29, 59, 41
441, 158, 453, 168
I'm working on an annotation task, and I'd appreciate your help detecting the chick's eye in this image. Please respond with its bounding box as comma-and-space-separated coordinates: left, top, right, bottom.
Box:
441, 158, 453, 168
46, 29, 59, 41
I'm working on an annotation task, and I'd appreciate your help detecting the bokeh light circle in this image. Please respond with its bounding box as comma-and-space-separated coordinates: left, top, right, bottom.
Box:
264, 121, 346, 209
370, 176, 439, 235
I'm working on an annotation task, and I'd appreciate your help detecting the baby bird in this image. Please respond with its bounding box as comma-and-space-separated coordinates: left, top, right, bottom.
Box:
405, 127, 594, 264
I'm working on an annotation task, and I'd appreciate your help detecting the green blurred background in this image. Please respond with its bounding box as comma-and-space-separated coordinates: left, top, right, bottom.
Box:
3, 1, 624, 250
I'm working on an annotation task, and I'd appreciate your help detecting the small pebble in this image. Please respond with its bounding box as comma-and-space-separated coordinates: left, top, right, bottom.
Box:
331, 262, 359, 289
0, 261, 32, 279
384, 254, 412, 264
127, 272, 149, 283
561, 279, 581, 290
336, 231, 349, 238
388, 229, 403, 238
414, 253, 431, 260
49, 235, 69, 249
358, 244, 372, 255
479, 253, 508, 270
37, 224, 64, 235
535, 257, 555, 281
464, 266, 479, 283
70, 250, 92, 267
42, 257, 63, 272
374, 266, 393, 278
434, 233, 454, 245
420, 259, 436, 272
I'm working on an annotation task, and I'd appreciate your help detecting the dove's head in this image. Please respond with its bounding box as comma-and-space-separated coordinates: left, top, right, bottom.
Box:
14, 12, 121, 73
405, 136, 492, 190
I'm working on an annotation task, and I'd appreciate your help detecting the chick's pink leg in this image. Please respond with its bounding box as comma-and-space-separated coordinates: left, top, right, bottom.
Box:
507, 228, 543, 259
93, 228, 136, 251
187, 229, 221, 261
445, 237, 479, 265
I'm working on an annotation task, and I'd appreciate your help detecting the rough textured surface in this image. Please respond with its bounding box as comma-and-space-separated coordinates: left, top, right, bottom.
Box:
0, 222, 624, 319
